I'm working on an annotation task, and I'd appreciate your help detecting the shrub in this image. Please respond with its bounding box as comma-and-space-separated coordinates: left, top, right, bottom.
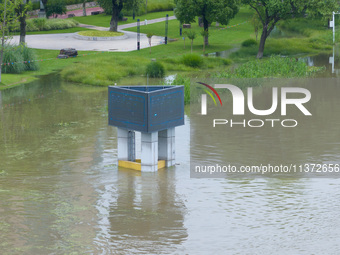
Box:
222, 58, 233, 65
33, 18, 46, 31
46, 18, 78, 30
182, 54, 203, 68
1, 45, 39, 74
26, 20, 39, 31
168, 75, 190, 104
216, 55, 324, 78
146, 61, 165, 78
1, 46, 25, 74
146, 2, 174, 12
20, 46, 39, 71
12, 18, 78, 32
241, 38, 257, 47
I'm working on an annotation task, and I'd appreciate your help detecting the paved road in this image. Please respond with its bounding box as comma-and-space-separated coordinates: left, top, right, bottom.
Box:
10, 16, 176, 52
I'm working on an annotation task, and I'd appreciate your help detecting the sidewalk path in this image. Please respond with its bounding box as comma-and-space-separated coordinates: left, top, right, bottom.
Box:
118, 16, 177, 29
10, 31, 164, 52
9, 16, 177, 52
77, 15, 177, 30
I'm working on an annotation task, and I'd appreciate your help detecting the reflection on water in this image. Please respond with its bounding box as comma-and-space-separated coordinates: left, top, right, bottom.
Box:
0, 74, 340, 254
299, 48, 340, 77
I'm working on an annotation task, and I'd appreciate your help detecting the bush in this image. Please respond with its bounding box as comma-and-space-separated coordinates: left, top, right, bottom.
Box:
146, 61, 165, 78
168, 75, 190, 104
33, 18, 46, 31
1, 46, 25, 74
100, 0, 174, 16
216, 55, 324, 78
146, 2, 174, 12
222, 58, 233, 65
1, 45, 39, 74
241, 38, 257, 47
182, 54, 203, 68
12, 18, 78, 32
20, 46, 39, 71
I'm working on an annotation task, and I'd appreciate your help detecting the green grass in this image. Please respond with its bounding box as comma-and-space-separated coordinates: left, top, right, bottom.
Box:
59, 51, 229, 86
215, 55, 325, 78
73, 11, 174, 27
0, 7, 334, 90
78, 31, 124, 37
124, 7, 255, 55
0, 49, 94, 90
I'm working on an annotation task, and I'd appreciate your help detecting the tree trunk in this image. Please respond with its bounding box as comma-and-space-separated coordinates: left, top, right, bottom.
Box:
83, 1, 86, 16
19, 15, 26, 44
110, 0, 123, 32
110, 8, 119, 31
203, 15, 209, 46
257, 27, 268, 59
191, 40, 193, 53
0, 0, 8, 83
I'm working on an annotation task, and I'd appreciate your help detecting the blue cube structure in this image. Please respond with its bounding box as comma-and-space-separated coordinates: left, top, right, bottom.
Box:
108, 86, 184, 132
108, 85, 185, 172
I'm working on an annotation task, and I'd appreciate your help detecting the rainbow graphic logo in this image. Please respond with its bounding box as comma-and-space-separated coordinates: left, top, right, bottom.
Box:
197, 82, 223, 115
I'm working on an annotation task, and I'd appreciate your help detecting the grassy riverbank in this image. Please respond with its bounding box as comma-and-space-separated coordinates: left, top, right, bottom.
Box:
0, 7, 335, 90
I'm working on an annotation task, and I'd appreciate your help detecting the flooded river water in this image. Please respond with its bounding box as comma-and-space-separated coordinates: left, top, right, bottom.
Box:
0, 65, 340, 254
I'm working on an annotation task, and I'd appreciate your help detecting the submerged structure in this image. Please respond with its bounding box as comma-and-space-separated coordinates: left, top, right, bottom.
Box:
108, 85, 184, 172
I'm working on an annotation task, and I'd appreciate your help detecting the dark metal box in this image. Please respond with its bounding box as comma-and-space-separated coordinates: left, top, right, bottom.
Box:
108, 86, 184, 133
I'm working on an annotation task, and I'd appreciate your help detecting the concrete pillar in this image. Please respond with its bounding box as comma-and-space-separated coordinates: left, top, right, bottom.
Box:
117, 128, 135, 161
141, 132, 158, 172
158, 128, 175, 167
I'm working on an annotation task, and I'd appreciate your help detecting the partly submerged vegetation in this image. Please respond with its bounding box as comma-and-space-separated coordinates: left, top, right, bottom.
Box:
216, 55, 325, 78
2, 45, 39, 74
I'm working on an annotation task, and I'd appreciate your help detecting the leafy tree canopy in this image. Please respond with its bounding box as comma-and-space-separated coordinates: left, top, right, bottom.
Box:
174, 0, 239, 46
242, 0, 339, 58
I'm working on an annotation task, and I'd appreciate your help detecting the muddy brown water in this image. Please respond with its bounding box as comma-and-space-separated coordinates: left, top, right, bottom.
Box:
0, 66, 340, 254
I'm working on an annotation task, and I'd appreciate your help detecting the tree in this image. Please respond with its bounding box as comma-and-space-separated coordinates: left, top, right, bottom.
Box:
81, 0, 92, 17
185, 30, 196, 53
97, 0, 143, 32
250, 13, 261, 41
83, 0, 86, 16
242, 0, 339, 59
200, 29, 208, 53
0, 0, 21, 82
174, 0, 239, 47
15, 0, 31, 44
45, 0, 66, 18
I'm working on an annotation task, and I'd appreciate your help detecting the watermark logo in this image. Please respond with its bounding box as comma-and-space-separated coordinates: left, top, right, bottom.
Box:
199, 83, 312, 128
197, 82, 223, 115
